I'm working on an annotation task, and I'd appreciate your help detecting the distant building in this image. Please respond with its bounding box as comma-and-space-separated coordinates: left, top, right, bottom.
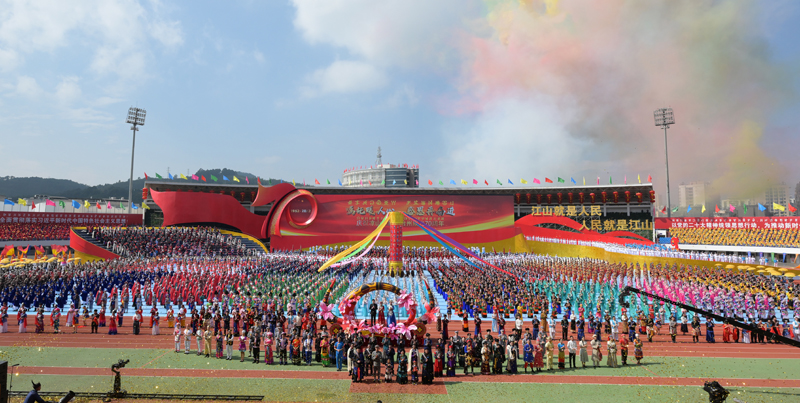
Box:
678, 182, 711, 208
341, 147, 419, 188
761, 183, 791, 217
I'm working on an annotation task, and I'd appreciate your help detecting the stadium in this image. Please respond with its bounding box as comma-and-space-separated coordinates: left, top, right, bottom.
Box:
3, 2, 800, 403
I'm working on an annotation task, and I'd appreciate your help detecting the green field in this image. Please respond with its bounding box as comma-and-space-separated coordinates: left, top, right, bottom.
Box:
4, 346, 800, 403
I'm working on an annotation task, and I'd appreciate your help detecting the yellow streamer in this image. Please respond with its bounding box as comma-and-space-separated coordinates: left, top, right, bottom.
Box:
317, 215, 390, 272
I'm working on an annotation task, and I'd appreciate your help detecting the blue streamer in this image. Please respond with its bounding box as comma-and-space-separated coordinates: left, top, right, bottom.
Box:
412, 220, 482, 270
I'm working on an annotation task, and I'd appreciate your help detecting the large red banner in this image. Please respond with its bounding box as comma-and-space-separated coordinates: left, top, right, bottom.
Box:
0, 211, 142, 226
654, 217, 800, 230
271, 194, 515, 250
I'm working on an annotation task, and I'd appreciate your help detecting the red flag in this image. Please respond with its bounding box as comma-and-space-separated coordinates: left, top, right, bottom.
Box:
201, 175, 206, 182
715, 205, 720, 213
789, 203, 797, 213
315, 179, 320, 185
545, 178, 553, 183
484, 180, 489, 185
661, 206, 666, 213
368, 181, 372, 185
428, 180, 433, 185
31, 202, 36, 209
96, 202, 101, 209
647, 175, 652, 182
144, 172, 148, 179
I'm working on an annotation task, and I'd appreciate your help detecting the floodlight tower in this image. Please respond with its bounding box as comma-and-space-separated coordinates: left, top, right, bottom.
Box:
654, 108, 674, 218
126, 107, 146, 214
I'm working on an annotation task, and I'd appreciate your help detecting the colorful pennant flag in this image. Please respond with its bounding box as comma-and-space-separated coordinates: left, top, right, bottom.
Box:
571, 178, 576, 184
3, 199, 14, 205
327, 179, 330, 185
521, 179, 528, 184
484, 180, 489, 185
59, 201, 66, 208
701, 205, 706, 213
404, 179, 408, 185
533, 178, 540, 184
671, 206, 679, 213
191, 174, 199, 180
72, 200, 80, 209
233, 176, 240, 182
168, 173, 173, 180
315, 179, 320, 185
83, 200, 90, 208
597, 177, 600, 185
30, 201, 36, 209
715, 205, 720, 213
508, 179, 513, 185
46, 199, 55, 206
107, 201, 112, 209
96, 202, 102, 209
648, 174, 652, 182
473, 179, 478, 185
545, 178, 553, 183
246, 177, 250, 184
200, 175, 206, 182
223, 176, 229, 181
461, 179, 468, 185
211, 175, 218, 182
497, 179, 502, 185
789, 203, 797, 213
17, 198, 27, 206
144, 172, 148, 179
428, 180, 433, 186
132, 203, 139, 210
583, 177, 586, 186
179, 173, 187, 180
338, 179, 343, 186
758, 203, 766, 211
609, 176, 612, 184
773, 203, 785, 212
637, 174, 641, 184
156, 173, 163, 179
450, 180, 456, 185
119, 202, 124, 209
142, 203, 150, 210
687, 205, 692, 212
729, 204, 736, 212
557, 177, 565, 183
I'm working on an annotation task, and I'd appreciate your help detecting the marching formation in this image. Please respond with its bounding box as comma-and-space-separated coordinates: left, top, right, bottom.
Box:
1, 233, 798, 387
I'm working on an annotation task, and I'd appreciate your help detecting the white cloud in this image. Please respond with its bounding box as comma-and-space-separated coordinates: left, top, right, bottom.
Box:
302, 60, 387, 97
0, 47, 19, 71
253, 50, 265, 64
55, 76, 82, 104
15, 75, 42, 98
149, 19, 184, 48
292, 0, 471, 70
0, 0, 183, 81
440, 97, 587, 180
385, 84, 419, 108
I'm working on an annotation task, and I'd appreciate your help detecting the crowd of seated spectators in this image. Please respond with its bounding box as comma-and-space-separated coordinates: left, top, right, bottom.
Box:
88, 226, 256, 258
670, 227, 800, 248
0, 223, 71, 241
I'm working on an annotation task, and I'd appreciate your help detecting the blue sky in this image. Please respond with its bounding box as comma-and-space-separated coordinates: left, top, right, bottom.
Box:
1, 0, 798, 201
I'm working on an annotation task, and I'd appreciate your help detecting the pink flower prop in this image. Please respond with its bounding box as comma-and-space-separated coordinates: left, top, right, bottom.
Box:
397, 292, 415, 310
319, 302, 335, 321
396, 322, 418, 339
371, 323, 386, 335
421, 304, 439, 324
384, 324, 399, 339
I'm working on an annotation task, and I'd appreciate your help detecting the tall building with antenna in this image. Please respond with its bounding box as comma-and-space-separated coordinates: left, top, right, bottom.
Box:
341, 147, 419, 188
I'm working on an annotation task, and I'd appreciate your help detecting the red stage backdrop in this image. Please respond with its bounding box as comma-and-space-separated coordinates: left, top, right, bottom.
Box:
0, 212, 142, 226
655, 217, 800, 230
270, 194, 515, 250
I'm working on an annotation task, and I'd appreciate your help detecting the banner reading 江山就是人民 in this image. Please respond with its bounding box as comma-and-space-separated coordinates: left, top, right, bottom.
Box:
654, 217, 800, 230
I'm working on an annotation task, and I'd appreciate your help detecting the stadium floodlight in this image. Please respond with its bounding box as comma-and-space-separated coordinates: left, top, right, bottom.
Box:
126, 107, 146, 214
654, 108, 674, 218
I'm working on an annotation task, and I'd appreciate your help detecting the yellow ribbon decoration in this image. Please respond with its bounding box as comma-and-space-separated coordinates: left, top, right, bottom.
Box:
317, 215, 390, 272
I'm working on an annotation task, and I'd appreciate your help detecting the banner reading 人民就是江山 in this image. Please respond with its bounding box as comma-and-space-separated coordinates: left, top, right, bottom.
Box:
270, 194, 516, 251
654, 217, 800, 230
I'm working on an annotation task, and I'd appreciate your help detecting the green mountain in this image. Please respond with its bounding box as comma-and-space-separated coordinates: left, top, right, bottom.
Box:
1, 169, 286, 203
0, 176, 88, 199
